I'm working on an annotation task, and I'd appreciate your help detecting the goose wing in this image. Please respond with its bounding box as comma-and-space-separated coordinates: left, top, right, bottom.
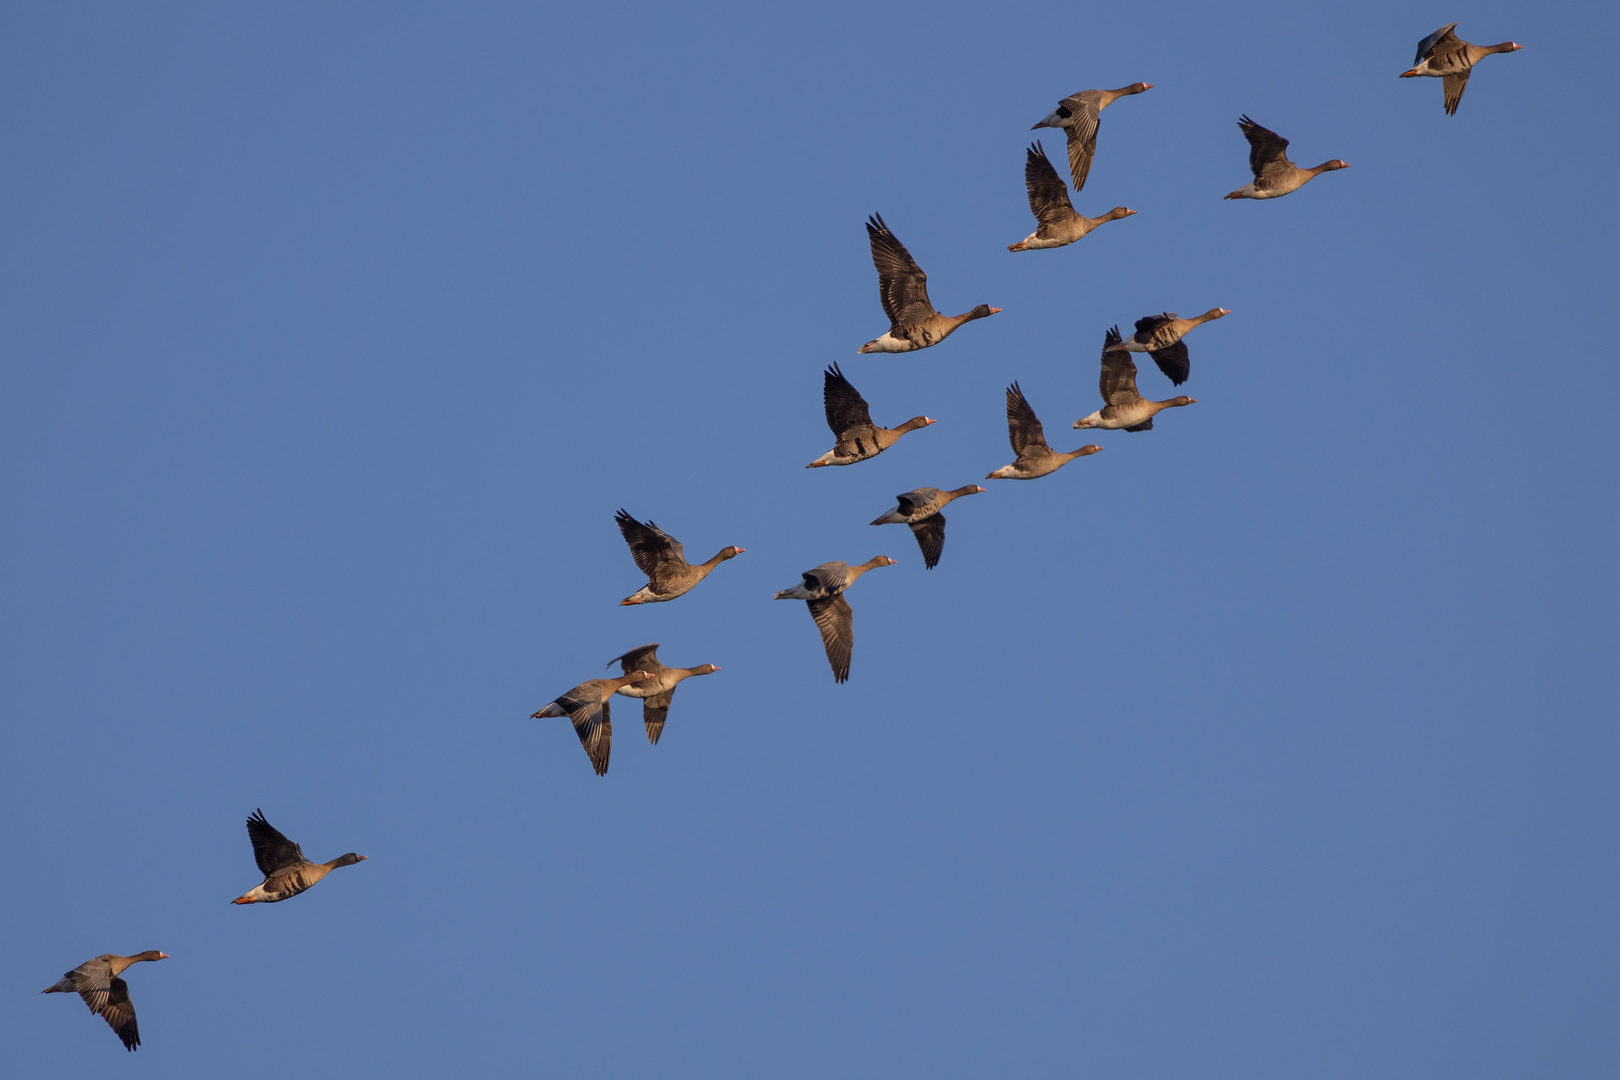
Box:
1024, 142, 1075, 225
1442, 70, 1471, 115
1099, 327, 1143, 406
866, 214, 936, 326
823, 363, 873, 437
909, 513, 946, 570
615, 510, 687, 585
1237, 115, 1292, 180
247, 810, 306, 876
1148, 340, 1191, 386
1005, 382, 1049, 458
1415, 22, 1460, 64
642, 689, 675, 745
607, 643, 664, 677
807, 593, 854, 683
102, 978, 141, 1051
1132, 313, 1176, 345
1056, 90, 1103, 191
555, 689, 612, 776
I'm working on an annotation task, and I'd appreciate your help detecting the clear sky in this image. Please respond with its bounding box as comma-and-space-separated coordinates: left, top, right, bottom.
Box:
3, 1, 1617, 1076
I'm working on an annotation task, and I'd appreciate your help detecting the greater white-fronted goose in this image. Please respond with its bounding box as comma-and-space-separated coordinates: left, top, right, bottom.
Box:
1106, 308, 1229, 386
1008, 141, 1136, 251
859, 214, 1000, 353
1074, 327, 1196, 432
1030, 82, 1153, 192
807, 363, 935, 468
987, 383, 1103, 479
606, 644, 719, 746
1223, 116, 1349, 200
869, 485, 985, 569
231, 810, 367, 904
615, 510, 744, 606
1401, 24, 1521, 115
774, 556, 896, 683
43, 951, 168, 1051
531, 670, 653, 775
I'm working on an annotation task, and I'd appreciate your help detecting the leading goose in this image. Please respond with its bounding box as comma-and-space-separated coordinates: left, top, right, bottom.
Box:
859, 214, 999, 353
870, 485, 985, 569
1223, 116, 1349, 200
1401, 24, 1521, 115
615, 510, 744, 605
1074, 327, 1196, 432
606, 644, 719, 746
531, 670, 654, 775
1107, 308, 1230, 386
43, 951, 168, 1051
807, 362, 934, 467
774, 556, 896, 683
231, 810, 367, 904
987, 382, 1103, 479
1008, 141, 1135, 251
1030, 82, 1153, 192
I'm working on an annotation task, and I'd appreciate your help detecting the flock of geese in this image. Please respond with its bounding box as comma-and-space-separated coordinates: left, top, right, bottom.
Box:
42, 22, 1522, 1054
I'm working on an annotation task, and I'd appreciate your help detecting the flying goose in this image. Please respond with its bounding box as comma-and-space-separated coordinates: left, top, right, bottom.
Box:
859, 214, 1000, 353
1030, 82, 1153, 192
1401, 24, 1522, 115
1106, 308, 1229, 386
615, 510, 744, 605
774, 556, 896, 683
807, 363, 934, 467
1009, 141, 1136, 251
987, 383, 1103, 479
606, 644, 719, 745
43, 951, 168, 1051
531, 670, 654, 775
870, 485, 985, 569
1074, 327, 1196, 431
231, 810, 367, 904
1223, 116, 1349, 200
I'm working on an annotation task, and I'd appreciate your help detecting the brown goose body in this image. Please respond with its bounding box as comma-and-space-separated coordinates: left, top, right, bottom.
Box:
1074, 327, 1196, 432
774, 556, 896, 683
1030, 82, 1153, 192
231, 810, 366, 904
987, 382, 1103, 479
43, 950, 169, 1051
605, 644, 719, 745
869, 484, 986, 569
1400, 23, 1521, 115
859, 214, 999, 353
615, 510, 744, 605
1009, 141, 1135, 251
531, 671, 654, 775
807, 363, 934, 467
1223, 116, 1349, 200
1107, 308, 1229, 386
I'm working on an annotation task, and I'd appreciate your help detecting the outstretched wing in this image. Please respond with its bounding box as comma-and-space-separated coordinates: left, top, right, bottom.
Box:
615, 510, 686, 584
607, 643, 663, 676
1024, 141, 1075, 225
1132, 313, 1175, 344
1442, 70, 1470, 116
1148, 340, 1191, 386
866, 214, 935, 326
1100, 327, 1142, 406
823, 363, 873, 437
1005, 382, 1049, 457
247, 810, 305, 876
1415, 22, 1459, 64
910, 512, 947, 570
102, 978, 140, 1052
1237, 115, 1290, 178
807, 593, 855, 684
642, 688, 675, 745
566, 696, 612, 776
1057, 91, 1103, 192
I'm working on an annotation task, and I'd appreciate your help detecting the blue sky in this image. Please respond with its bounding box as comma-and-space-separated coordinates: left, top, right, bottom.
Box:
3, 1, 1617, 1076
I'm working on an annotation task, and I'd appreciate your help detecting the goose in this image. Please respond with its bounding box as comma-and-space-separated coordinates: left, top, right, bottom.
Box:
987, 383, 1103, 479
1106, 308, 1229, 386
807, 363, 934, 468
1009, 141, 1136, 251
615, 510, 744, 605
859, 214, 1000, 353
774, 556, 896, 683
606, 644, 719, 745
870, 485, 985, 569
1030, 82, 1153, 192
1223, 116, 1349, 200
43, 951, 168, 1051
1074, 327, 1196, 431
231, 810, 366, 904
1401, 24, 1521, 115
531, 670, 654, 775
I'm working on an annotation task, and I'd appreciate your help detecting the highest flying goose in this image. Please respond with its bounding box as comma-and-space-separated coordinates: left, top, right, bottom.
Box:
1074, 327, 1196, 432
1401, 23, 1522, 115
870, 485, 985, 569
1030, 82, 1153, 192
774, 556, 896, 683
1009, 141, 1136, 251
531, 670, 654, 775
606, 644, 719, 746
43, 951, 168, 1051
1223, 116, 1349, 200
987, 383, 1103, 479
859, 214, 999, 353
231, 810, 366, 904
1107, 308, 1229, 386
615, 510, 744, 605
807, 363, 934, 467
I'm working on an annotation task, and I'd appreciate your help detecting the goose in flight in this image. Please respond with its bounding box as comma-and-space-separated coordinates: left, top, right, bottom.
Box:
859, 214, 999, 353
531, 670, 654, 775
807, 363, 934, 467
1009, 141, 1135, 251
615, 510, 744, 605
1030, 82, 1153, 192
231, 810, 366, 904
1223, 116, 1349, 200
870, 485, 986, 569
987, 382, 1103, 479
43, 951, 169, 1051
1106, 309, 1229, 386
774, 557, 896, 683
1400, 23, 1521, 115
606, 644, 720, 746
1075, 327, 1196, 432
